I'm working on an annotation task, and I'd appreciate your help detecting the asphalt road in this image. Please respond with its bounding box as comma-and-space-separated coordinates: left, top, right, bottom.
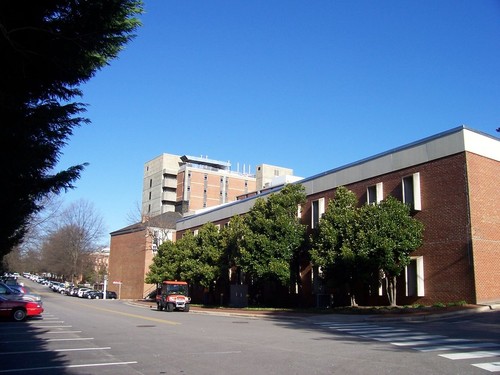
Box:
1, 280, 499, 374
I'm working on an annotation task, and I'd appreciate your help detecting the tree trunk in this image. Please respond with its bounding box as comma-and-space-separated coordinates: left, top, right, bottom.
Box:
385, 276, 397, 306
347, 282, 358, 307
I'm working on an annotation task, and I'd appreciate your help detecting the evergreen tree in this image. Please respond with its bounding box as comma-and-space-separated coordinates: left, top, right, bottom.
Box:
0, 1, 143, 257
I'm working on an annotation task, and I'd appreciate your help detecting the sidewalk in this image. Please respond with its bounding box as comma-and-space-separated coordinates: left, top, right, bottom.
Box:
128, 299, 499, 322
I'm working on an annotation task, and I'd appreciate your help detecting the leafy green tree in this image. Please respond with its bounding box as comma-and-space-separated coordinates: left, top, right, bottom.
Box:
358, 196, 424, 306
0, 1, 143, 258
146, 223, 223, 291
145, 240, 180, 284
219, 215, 250, 285
181, 223, 223, 290
310, 186, 367, 306
240, 184, 307, 288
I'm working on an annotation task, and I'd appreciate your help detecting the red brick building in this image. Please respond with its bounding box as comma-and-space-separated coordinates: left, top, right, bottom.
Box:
176, 127, 500, 306
108, 212, 181, 299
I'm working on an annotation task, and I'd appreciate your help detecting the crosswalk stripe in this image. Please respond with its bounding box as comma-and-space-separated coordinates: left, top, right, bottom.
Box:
471, 362, 500, 372
416, 342, 500, 352
366, 334, 446, 342
392, 338, 472, 347
440, 351, 500, 360
359, 331, 419, 338
313, 321, 500, 372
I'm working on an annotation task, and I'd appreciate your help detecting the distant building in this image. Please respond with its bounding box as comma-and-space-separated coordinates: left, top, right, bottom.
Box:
255, 164, 294, 190
90, 247, 109, 289
142, 153, 296, 217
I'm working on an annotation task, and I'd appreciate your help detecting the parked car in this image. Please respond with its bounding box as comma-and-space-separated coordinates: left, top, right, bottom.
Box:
77, 288, 92, 298
86, 290, 117, 299
105, 291, 118, 299
82, 289, 96, 298
0, 282, 42, 302
50, 282, 65, 293
0, 295, 44, 321
85, 290, 99, 299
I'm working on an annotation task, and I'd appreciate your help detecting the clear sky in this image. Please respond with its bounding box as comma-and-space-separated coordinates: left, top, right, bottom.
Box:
56, 1, 500, 240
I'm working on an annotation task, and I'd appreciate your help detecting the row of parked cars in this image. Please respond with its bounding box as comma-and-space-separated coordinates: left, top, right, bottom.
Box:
27, 274, 118, 300
0, 273, 44, 322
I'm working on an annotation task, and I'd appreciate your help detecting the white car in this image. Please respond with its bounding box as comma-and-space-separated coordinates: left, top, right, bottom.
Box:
77, 288, 92, 298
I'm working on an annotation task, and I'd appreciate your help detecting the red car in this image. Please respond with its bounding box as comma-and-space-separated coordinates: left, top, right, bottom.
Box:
0, 295, 44, 321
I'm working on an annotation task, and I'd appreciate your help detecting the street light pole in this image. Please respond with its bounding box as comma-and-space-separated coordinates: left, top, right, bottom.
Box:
103, 275, 108, 300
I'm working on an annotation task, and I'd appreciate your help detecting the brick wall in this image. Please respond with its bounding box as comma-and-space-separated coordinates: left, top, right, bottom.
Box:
302, 152, 478, 304
108, 229, 151, 299
467, 152, 500, 303
174, 151, 499, 306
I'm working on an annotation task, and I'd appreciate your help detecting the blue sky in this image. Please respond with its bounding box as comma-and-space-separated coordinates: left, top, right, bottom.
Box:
56, 1, 500, 239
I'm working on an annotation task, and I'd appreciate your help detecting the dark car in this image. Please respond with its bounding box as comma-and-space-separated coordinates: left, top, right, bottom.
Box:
0, 295, 44, 321
105, 291, 118, 299
87, 290, 117, 299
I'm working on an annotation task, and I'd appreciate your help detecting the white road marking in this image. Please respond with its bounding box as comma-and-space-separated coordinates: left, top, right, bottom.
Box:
365, 334, 446, 342
0, 347, 111, 355
392, 338, 472, 347
0, 361, 138, 373
416, 342, 500, 352
471, 362, 500, 372
440, 351, 500, 360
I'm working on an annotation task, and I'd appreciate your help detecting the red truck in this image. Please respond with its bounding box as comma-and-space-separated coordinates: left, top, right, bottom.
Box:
156, 281, 190, 312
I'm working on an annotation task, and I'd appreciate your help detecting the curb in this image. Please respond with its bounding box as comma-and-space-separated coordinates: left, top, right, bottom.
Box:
127, 301, 309, 320
366, 303, 499, 322
126, 300, 499, 321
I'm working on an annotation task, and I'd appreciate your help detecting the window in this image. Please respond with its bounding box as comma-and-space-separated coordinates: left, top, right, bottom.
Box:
311, 198, 325, 229
405, 256, 424, 297
148, 192, 152, 200
402, 172, 421, 211
149, 179, 152, 188
367, 182, 383, 204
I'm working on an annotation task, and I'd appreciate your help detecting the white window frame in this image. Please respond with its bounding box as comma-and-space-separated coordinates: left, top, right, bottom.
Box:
405, 256, 425, 297
311, 197, 325, 229
367, 182, 384, 204
402, 172, 421, 211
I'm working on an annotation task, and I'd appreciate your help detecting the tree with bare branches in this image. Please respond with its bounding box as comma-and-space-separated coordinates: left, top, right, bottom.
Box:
39, 200, 105, 283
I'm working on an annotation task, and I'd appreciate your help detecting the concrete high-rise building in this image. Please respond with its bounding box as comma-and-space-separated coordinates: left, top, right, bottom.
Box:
142, 154, 182, 217
142, 154, 286, 217
255, 164, 294, 190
